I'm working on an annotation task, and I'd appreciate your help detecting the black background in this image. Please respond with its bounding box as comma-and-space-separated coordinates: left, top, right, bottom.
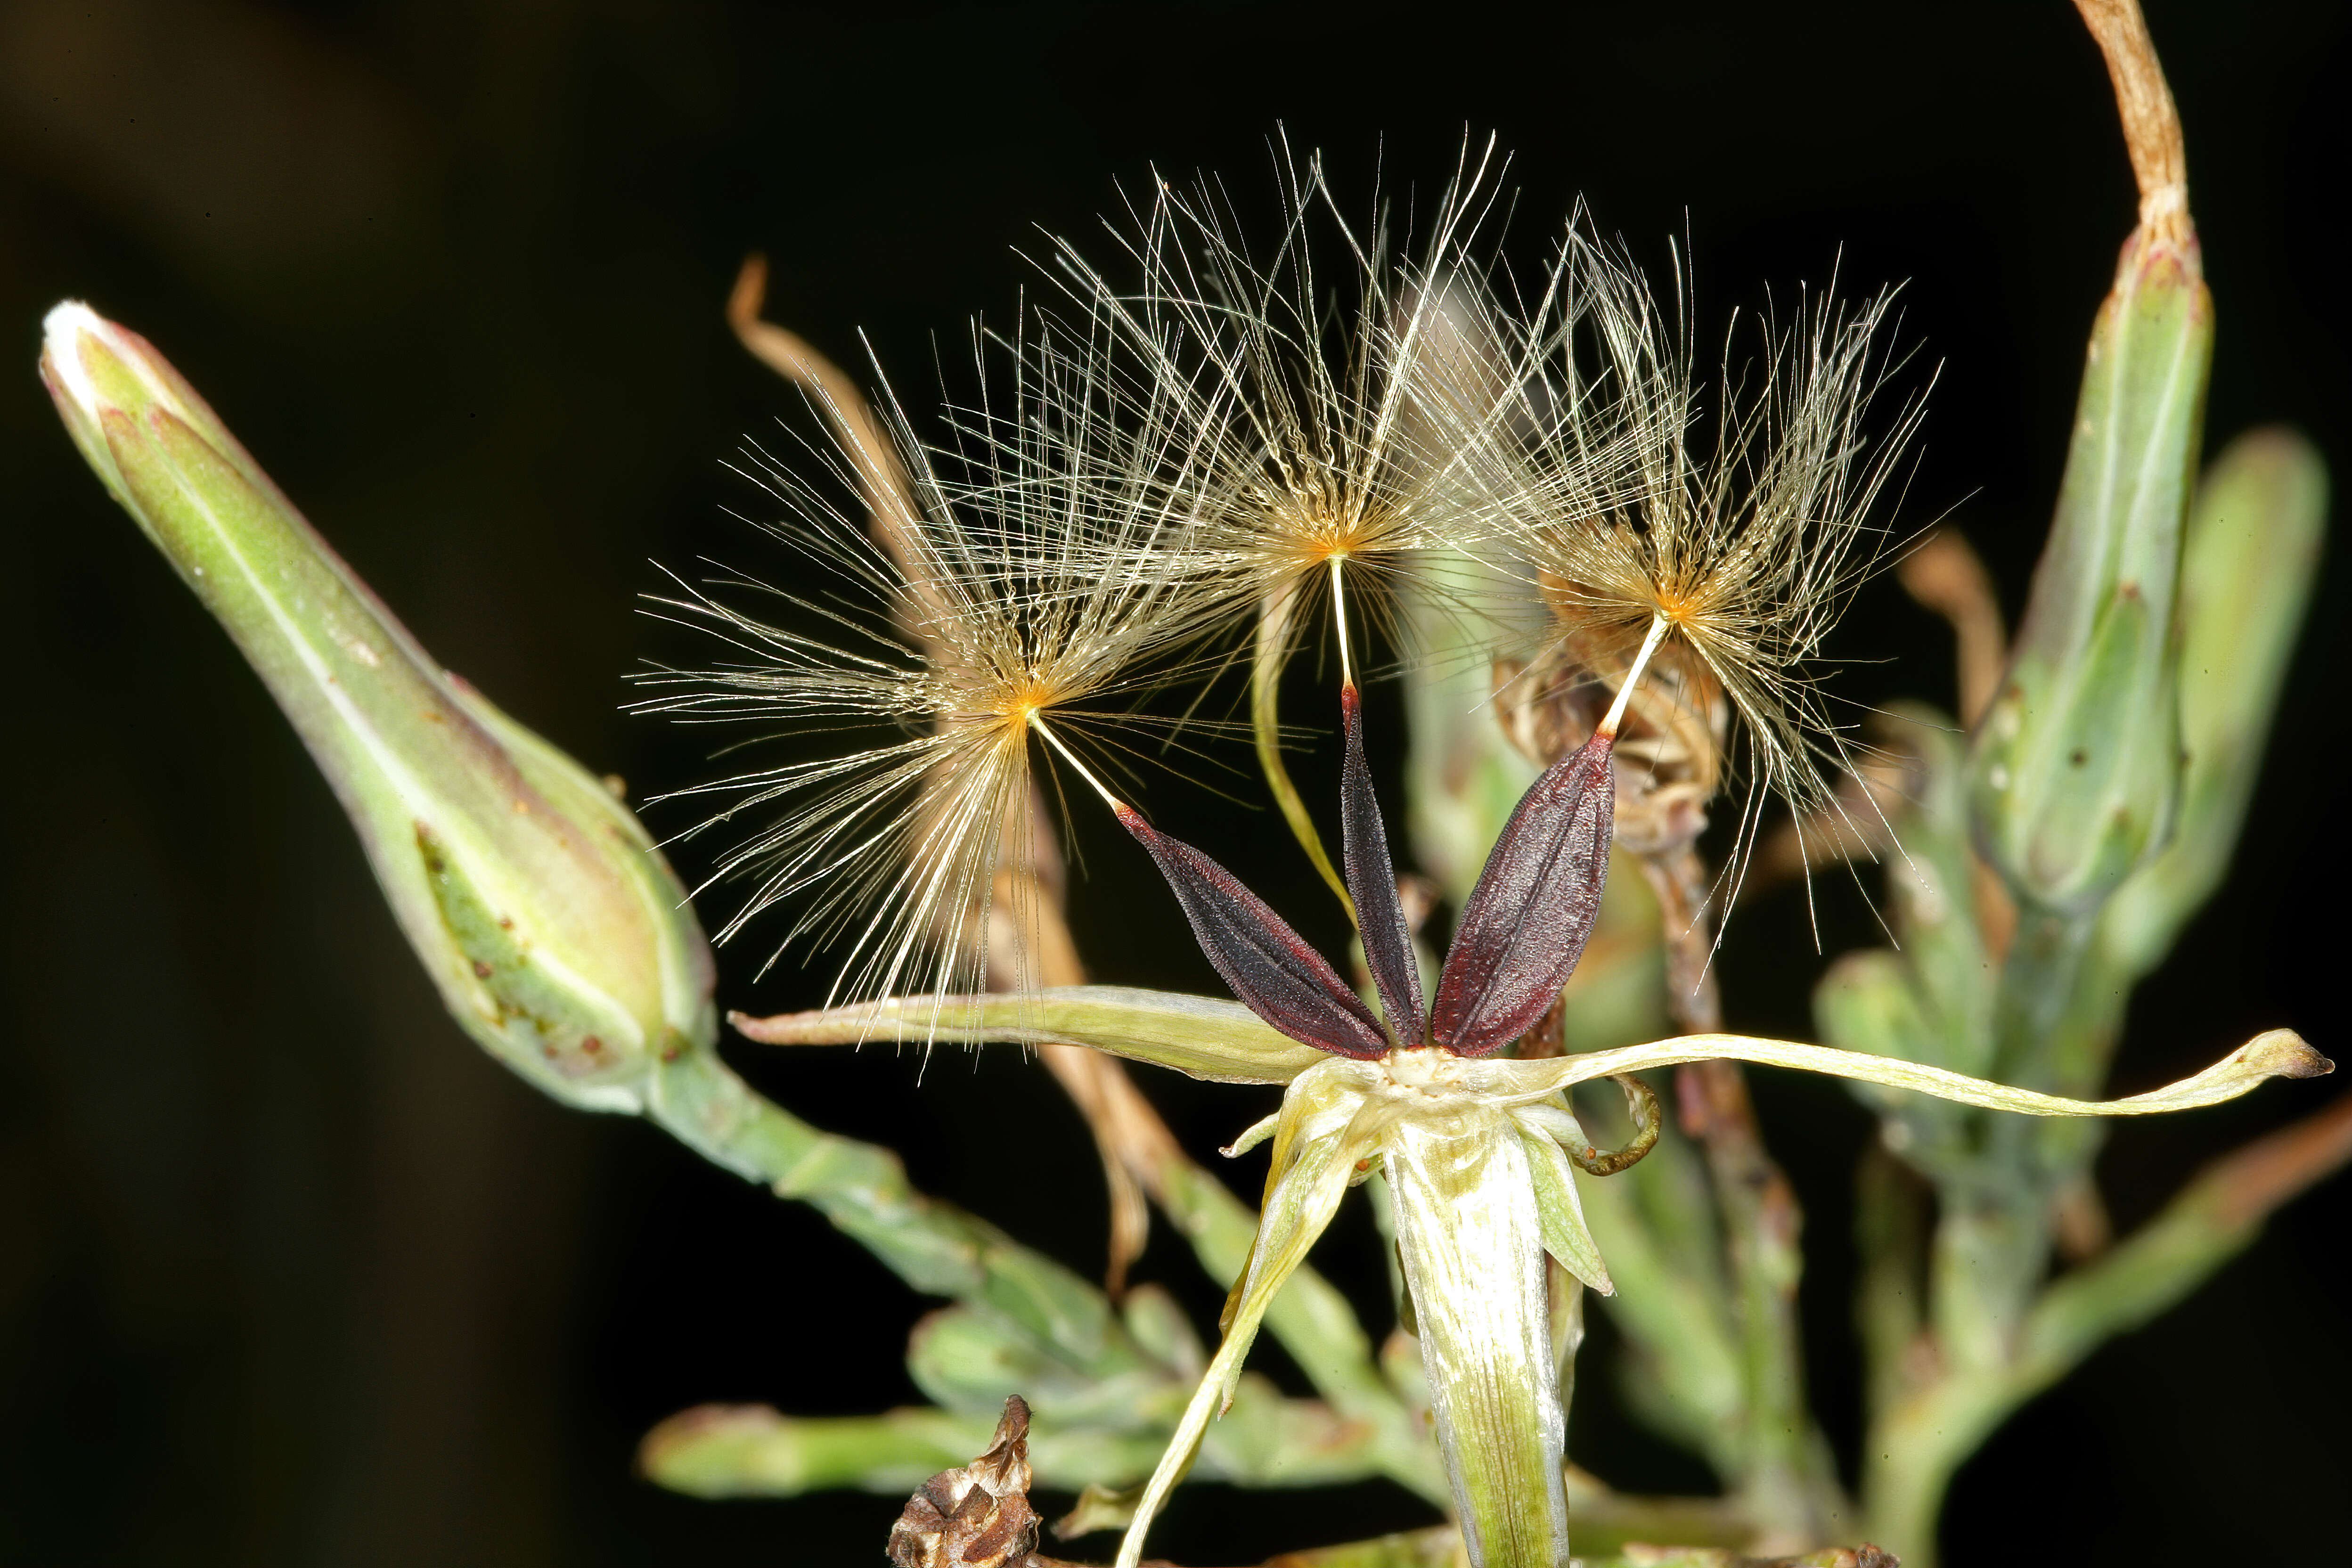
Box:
3, 1, 2348, 1563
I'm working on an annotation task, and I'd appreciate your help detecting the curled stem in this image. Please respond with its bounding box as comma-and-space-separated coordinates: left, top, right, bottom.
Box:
1565, 1075, 1663, 1176
1253, 584, 1355, 918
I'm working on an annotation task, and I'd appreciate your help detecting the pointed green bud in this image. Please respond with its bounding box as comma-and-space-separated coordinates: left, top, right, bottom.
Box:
40, 302, 714, 1111
1969, 229, 2212, 912
2100, 427, 2327, 976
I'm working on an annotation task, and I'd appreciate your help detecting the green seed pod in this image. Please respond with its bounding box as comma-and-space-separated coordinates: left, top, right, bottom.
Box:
41, 302, 714, 1110
1969, 229, 2213, 913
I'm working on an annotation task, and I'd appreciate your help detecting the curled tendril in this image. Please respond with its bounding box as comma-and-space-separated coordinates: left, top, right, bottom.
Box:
1564, 1074, 1661, 1176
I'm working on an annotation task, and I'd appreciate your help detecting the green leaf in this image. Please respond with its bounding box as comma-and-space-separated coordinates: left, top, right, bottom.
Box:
1514, 1115, 1615, 1295
2102, 427, 2329, 976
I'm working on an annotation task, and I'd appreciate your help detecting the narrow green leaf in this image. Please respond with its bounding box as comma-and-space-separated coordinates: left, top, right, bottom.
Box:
2102, 427, 2329, 975
1514, 1116, 1615, 1294
733, 985, 1326, 1084
1547, 1028, 2327, 1117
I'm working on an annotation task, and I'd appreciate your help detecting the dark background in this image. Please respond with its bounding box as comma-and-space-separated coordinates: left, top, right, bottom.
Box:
3, 1, 2348, 1563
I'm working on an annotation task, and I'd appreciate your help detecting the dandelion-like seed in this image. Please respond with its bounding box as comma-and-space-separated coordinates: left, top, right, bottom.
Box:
635, 320, 1204, 1011
1034, 135, 1543, 905
1496, 228, 1928, 896
1061, 146, 1480, 630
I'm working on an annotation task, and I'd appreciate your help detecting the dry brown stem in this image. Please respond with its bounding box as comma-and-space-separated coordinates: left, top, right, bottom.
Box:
727, 253, 955, 640
2203, 1087, 2352, 1229
1894, 529, 2006, 731
2072, 0, 2190, 246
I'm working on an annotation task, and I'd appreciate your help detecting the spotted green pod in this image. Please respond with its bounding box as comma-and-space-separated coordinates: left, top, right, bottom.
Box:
1969, 228, 2212, 912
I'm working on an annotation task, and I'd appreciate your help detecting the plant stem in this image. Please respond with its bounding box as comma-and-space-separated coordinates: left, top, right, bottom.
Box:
1865, 1090, 2352, 1561
648, 1045, 1117, 1345
1645, 846, 1845, 1545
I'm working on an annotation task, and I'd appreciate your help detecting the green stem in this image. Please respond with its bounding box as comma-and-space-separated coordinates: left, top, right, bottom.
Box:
1574, 1108, 1746, 1479
1853, 1146, 1929, 1436
1650, 847, 1845, 1540
646, 1045, 1132, 1369
1867, 1090, 2352, 1563
647, 1042, 1440, 1503
1678, 1062, 1847, 1544
1936, 906, 2099, 1366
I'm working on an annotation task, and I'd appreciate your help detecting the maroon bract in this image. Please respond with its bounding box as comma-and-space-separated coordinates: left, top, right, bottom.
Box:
1430, 735, 1616, 1057
1340, 685, 1428, 1048
1121, 689, 1617, 1058
1117, 803, 1390, 1060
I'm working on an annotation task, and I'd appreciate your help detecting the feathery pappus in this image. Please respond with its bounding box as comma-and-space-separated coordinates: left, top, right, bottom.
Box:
1485, 224, 1929, 893
1011, 134, 1609, 909
633, 318, 1215, 1012
1032, 133, 1544, 667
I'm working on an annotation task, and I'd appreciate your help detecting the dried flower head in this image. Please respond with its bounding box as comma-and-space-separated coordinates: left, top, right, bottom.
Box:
1493, 229, 1927, 888
635, 325, 1205, 1010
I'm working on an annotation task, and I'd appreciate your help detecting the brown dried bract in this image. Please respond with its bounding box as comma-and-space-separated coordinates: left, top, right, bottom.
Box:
884, 1397, 1184, 1568
888, 1397, 1062, 1568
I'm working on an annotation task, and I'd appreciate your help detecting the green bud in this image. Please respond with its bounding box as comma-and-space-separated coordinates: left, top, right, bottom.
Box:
41, 302, 714, 1110
2100, 427, 2327, 976
1970, 229, 2213, 912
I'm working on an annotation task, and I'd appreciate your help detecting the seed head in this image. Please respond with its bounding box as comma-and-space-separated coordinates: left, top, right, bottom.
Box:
1494, 229, 1928, 884
1029, 134, 1527, 656
636, 325, 1203, 1010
